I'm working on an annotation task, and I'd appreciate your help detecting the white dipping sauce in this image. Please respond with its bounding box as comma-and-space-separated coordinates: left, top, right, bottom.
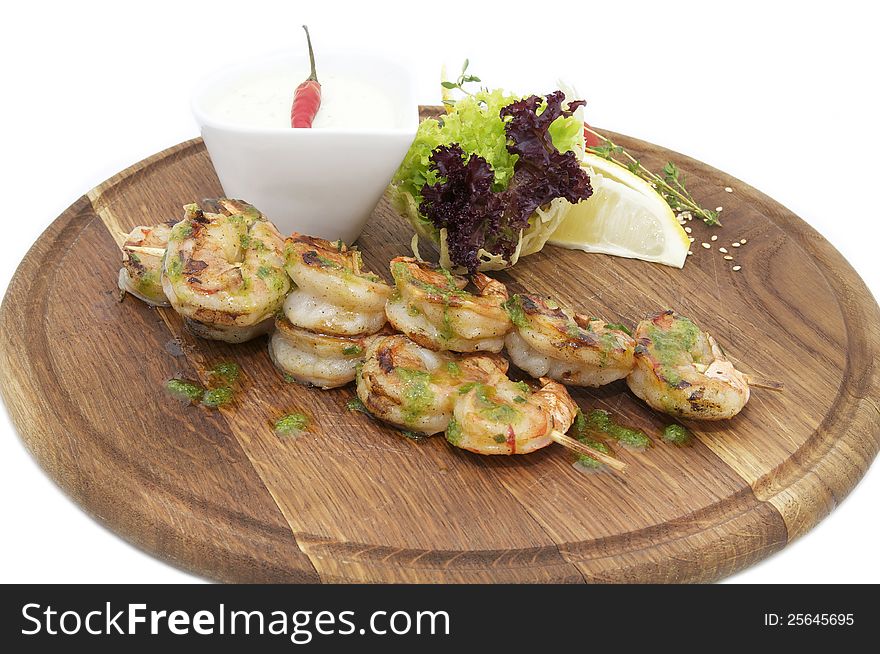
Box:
203, 69, 401, 130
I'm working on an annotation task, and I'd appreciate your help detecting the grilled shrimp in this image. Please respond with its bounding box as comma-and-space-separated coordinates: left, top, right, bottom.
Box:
356, 333, 509, 435
385, 257, 512, 352
447, 377, 578, 455
284, 234, 392, 336
269, 317, 368, 389
626, 310, 750, 420
118, 221, 175, 306
503, 294, 636, 387
162, 200, 290, 343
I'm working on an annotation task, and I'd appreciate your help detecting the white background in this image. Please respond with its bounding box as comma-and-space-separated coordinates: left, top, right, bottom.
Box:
1, 0, 877, 583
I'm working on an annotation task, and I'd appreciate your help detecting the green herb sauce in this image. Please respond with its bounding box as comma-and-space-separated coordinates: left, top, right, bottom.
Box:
136, 271, 162, 298
439, 307, 454, 341
166, 256, 183, 280
396, 368, 434, 422
605, 322, 632, 336
346, 397, 369, 414
646, 316, 701, 384
584, 408, 652, 449
392, 263, 466, 342
171, 223, 192, 240
483, 403, 519, 423
391, 261, 411, 283
599, 332, 621, 352
572, 408, 613, 470
165, 379, 204, 404
446, 417, 462, 445
457, 381, 477, 395
470, 383, 520, 423
662, 423, 692, 445
202, 386, 233, 408
316, 255, 344, 270
274, 413, 308, 437
208, 361, 240, 384
502, 296, 528, 328
575, 455, 604, 470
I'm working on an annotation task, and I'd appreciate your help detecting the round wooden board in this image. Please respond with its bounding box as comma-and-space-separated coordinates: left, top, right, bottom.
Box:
2, 118, 879, 583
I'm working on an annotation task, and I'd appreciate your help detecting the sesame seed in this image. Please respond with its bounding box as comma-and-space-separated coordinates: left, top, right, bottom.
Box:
702, 242, 711, 249
711, 235, 718, 241
724, 187, 733, 193
719, 247, 728, 253
724, 255, 733, 260
740, 239, 747, 244
687, 251, 693, 256
689, 237, 695, 242
716, 206, 723, 212
685, 227, 692, 233
731, 242, 741, 248
732, 265, 742, 271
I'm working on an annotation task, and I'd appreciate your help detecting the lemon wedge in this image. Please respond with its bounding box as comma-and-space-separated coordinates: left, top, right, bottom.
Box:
548, 153, 689, 268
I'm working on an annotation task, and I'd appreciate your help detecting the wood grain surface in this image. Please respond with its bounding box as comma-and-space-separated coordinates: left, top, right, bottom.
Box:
1, 113, 878, 583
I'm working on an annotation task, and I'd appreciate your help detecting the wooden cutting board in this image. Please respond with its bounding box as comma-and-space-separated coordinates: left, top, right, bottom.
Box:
2, 115, 879, 583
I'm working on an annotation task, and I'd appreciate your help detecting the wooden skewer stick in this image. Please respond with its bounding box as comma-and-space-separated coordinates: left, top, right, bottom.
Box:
550, 431, 627, 473
110, 229, 131, 248
692, 362, 783, 391
717, 353, 784, 391
745, 376, 784, 391
123, 245, 166, 257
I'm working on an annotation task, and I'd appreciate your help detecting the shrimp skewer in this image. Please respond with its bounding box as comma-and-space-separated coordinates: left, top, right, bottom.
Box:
358, 333, 625, 466
503, 293, 636, 387
626, 310, 751, 420
270, 235, 393, 388
386, 257, 512, 352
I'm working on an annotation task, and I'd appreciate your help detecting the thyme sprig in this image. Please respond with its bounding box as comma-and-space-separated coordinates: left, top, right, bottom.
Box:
441, 59, 481, 107
585, 127, 721, 227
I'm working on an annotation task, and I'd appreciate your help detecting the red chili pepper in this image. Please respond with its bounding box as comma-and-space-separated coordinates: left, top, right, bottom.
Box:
291, 25, 321, 128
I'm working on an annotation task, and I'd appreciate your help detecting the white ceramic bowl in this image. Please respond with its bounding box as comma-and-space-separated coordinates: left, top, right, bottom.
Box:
191, 52, 419, 242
